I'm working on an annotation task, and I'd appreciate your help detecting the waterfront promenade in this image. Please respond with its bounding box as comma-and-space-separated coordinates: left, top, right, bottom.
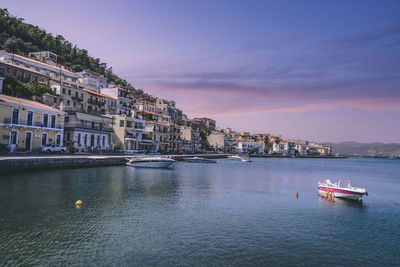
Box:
0, 153, 229, 173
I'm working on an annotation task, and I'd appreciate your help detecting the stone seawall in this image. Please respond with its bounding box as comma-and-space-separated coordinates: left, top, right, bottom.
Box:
0, 154, 229, 174
0, 156, 127, 174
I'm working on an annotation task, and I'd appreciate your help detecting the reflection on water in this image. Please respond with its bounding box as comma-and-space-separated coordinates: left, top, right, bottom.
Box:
318, 194, 364, 209
0, 158, 399, 266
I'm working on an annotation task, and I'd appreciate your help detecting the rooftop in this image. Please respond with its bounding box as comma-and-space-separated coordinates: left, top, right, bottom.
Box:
0, 94, 63, 113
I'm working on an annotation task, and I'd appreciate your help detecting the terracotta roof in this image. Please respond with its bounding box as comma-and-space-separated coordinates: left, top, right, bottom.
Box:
83, 88, 117, 100
0, 61, 48, 77
145, 120, 171, 126
11, 53, 78, 76
0, 94, 63, 113
139, 110, 166, 117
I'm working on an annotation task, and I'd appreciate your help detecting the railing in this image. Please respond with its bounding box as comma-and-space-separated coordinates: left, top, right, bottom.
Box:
72, 95, 84, 102
65, 122, 112, 132
4, 118, 62, 129
88, 98, 105, 106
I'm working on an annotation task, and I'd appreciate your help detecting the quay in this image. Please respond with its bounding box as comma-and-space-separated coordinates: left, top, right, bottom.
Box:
0, 153, 346, 174
0, 154, 229, 174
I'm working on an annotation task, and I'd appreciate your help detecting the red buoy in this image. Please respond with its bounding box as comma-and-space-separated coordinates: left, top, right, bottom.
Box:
296, 192, 299, 198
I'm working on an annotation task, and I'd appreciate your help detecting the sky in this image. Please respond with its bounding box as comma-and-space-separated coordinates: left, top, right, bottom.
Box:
2, 0, 400, 143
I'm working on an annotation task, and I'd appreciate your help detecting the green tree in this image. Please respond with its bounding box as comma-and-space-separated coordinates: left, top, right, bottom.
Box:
2, 77, 31, 98
275, 137, 281, 145
29, 81, 52, 96
264, 136, 270, 153
72, 64, 83, 72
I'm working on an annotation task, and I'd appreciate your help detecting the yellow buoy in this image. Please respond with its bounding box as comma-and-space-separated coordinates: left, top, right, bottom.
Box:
75, 200, 82, 205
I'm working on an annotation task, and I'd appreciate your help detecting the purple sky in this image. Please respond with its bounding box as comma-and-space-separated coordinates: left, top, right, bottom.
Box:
2, 0, 400, 143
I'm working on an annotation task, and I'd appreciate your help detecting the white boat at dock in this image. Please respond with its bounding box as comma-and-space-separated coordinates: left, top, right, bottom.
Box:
241, 157, 252, 162
127, 156, 175, 168
318, 179, 368, 200
228, 155, 242, 160
185, 157, 217, 163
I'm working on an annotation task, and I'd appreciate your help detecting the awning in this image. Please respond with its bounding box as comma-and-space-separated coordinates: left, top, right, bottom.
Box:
76, 112, 112, 124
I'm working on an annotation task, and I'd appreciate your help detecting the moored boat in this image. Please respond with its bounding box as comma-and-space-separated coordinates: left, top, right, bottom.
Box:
127, 156, 175, 168
228, 155, 242, 160
318, 179, 368, 200
185, 157, 217, 163
241, 156, 252, 162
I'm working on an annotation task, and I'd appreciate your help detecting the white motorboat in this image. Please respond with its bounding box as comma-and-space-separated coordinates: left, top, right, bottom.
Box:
318, 179, 368, 200
185, 157, 217, 163
228, 155, 242, 160
127, 156, 175, 168
241, 157, 252, 162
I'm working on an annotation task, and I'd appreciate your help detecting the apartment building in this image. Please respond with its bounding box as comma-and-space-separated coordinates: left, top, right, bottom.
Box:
235, 141, 265, 154
0, 50, 81, 86
156, 98, 184, 124
100, 87, 135, 116
192, 117, 216, 131
207, 131, 234, 153
180, 125, 201, 153
0, 94, 64, 152
63, 111, 113, 152
109, 114, 145, 152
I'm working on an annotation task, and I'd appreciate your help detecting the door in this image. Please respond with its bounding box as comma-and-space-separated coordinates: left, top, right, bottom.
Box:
25, 132, 32, 151
90, 135, 95, 147
56, 134, 61, 145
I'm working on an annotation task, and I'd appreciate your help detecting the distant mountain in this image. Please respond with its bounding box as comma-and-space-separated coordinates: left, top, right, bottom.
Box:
326, 142, 400, 157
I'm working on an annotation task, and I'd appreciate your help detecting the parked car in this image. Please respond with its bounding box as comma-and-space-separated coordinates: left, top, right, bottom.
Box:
41, 144, 67, 153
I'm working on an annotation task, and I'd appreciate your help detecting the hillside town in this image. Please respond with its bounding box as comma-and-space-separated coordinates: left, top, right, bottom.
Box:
0, 49, 332, 156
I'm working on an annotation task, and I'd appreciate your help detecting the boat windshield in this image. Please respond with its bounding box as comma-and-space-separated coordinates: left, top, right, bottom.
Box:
338, 180, 351, 188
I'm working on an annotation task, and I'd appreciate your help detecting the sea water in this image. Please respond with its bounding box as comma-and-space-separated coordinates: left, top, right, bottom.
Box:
0, 158, 399, 266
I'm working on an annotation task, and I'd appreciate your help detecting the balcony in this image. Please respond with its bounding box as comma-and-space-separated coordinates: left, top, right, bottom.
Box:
72, 95, 84, 102
88, 98, 105, 106
4, 118, 63, 129
65, 122, 112, 132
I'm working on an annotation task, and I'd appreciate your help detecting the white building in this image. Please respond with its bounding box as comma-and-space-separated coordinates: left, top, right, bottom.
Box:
236, 141, 264, 154
100, 87, 135, 116
64, 112, 113, 152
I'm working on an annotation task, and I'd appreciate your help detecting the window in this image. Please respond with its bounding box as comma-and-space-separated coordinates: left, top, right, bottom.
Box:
62, 88, 66, 94
77, 133, 81, 145
75, 92, 78, 97
84, 134, 87, 145
65, 116, 69, 123
73, 102, 76, 107
66, 132, 70, 141
12, 108, 19, 124
43, 114, 48, 127
67, 100, 70, 106
51, 115, 56, 128
126, 121, 132, 128
102, 136, 105, 146
41, 133, 47, 146
27, 111, 33, 126
97, 135, 100, 145
56, 134, 61, 145
120, 120, 124, 127
68, 89, 71, 95
81, 93, 84, 98
10, 131, 17, 145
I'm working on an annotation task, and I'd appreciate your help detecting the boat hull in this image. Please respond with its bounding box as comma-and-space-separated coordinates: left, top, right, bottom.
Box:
127, 161, 174, 168
318, 187, 366, 200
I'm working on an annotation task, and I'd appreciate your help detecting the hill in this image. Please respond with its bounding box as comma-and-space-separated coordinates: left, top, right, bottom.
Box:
326, 142, 400, 157
0, 8, 152, 99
